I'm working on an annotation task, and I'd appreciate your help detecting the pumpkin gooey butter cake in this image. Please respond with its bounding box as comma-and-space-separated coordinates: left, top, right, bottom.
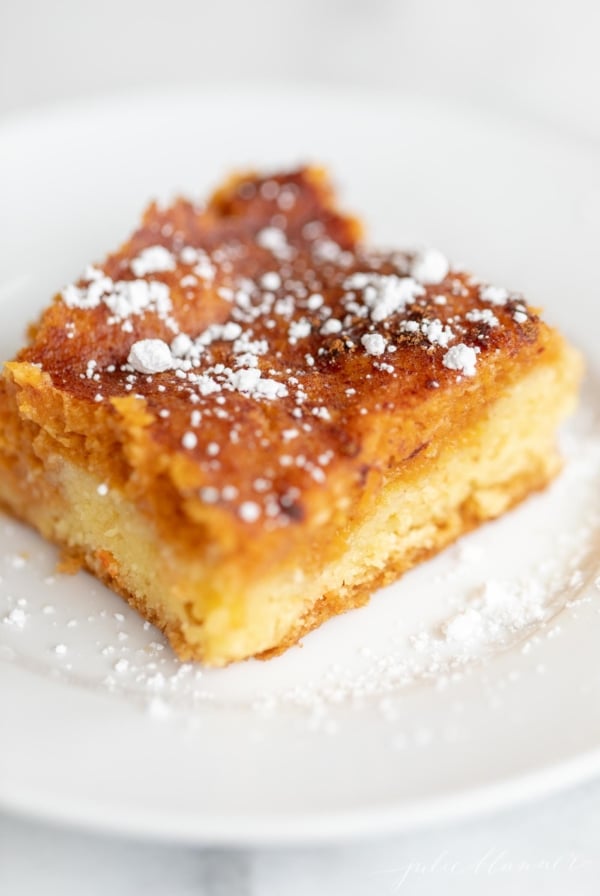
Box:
0, 167, 582, 665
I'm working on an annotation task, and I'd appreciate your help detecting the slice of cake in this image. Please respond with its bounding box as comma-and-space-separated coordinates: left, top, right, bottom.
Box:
0, 167, 582, 665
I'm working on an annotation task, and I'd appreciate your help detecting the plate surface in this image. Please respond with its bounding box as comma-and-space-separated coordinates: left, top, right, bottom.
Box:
0, 87, 599, 845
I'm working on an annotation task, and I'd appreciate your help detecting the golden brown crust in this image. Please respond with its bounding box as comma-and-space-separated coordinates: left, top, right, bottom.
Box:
7, 167, 562, 553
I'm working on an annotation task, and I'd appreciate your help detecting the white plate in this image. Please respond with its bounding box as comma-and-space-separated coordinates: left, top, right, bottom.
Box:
0, 87, 599, 845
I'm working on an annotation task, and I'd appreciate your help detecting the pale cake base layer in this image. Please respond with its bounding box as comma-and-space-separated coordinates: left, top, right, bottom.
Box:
0, 347, 580, 665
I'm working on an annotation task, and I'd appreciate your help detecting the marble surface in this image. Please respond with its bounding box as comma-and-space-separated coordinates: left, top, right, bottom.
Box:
1, 778, 600, 895
1, 0, 599, 892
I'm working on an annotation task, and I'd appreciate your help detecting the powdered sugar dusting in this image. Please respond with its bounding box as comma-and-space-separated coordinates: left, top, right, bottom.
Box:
480, 284, 510, 306
361, 333, 388, 356
465, 308, 499, 327
442, 343, 478, 376
410, 248, 450, 285
62, 273, 172, 321
128, 338, 174, 374
130, 245, 176, 277
344, 272, 424, 322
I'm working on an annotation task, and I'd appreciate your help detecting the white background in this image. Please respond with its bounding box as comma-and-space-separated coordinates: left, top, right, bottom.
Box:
1, 0, 600, 146
1, 1, 599, 893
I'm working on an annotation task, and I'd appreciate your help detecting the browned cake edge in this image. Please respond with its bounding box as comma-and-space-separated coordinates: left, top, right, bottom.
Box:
258, 457, 558, 659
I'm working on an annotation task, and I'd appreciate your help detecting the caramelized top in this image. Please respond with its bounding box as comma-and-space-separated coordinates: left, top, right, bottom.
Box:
18, 167, 549, 530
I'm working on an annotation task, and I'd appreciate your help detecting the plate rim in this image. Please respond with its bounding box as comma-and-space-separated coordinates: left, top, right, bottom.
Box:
2, 743, 600, 846
1, 83, 599, 845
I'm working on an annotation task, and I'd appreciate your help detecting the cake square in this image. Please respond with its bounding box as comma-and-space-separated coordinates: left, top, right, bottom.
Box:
0, 168, 582, 665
